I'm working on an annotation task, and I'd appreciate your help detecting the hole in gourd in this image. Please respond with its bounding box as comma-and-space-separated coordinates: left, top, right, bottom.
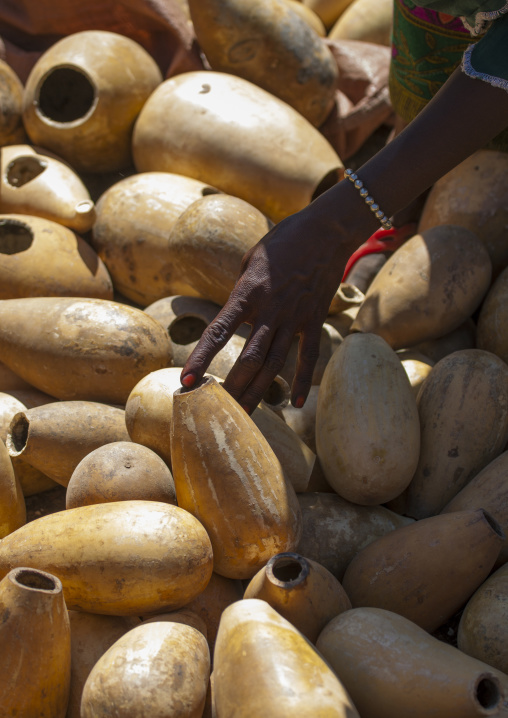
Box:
0, 220, 33, 254
272, 557, 305, 583
169, 316, 208, 345
10, 414, 29, 452
475, 677, 500, 710
201, 187, 222, 196
15, 569, 56, 591
37, 67, 95, 123
311, 168, 341, 202
262, 378, 288, 408
6, 156, 47, 187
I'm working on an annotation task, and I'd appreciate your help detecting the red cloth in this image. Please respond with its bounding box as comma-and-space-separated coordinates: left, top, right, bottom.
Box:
0, 0, 205, 83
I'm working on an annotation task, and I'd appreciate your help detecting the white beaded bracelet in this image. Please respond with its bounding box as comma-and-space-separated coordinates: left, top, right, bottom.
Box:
344, 168, 393, 231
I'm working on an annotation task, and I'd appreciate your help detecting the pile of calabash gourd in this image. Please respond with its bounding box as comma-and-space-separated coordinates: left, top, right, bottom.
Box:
1, 0, 508, 716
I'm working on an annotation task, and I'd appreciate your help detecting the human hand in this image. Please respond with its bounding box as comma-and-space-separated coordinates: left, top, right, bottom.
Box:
180, 191, 370, 413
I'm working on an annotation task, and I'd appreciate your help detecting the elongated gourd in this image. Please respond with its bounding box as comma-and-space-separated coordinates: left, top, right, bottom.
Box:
0, 501, 213, 615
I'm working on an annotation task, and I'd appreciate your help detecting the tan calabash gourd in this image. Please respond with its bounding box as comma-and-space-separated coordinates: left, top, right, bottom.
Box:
0, 145, 95, 233
341, 508, 504, 632
188, 0, 338, 127
0, 214, 113, 300
400, 357, 433, 400
328, 282, 365, 315
0, 567, 71, 717
0, 59, 26, 146
0, 500, 213, 615
183, 571, 244, 654
409, 318, 476, 364
351, 225, 491, 350
284, 0, 327, 35
458, 563, 508, 674
325, 304, 359, 337
298, 492, 414, 581
66, 440, 176, 509
81, 622, 210, 718
402, 349, 508, 519
0, 297, 172, 403
316, 607, 508, 718
66, 611, 141, 718
132, 71, 343, 223
328, 0, 394, 45
0, 391, 58, 496
243, 551, 351, 643
442, 451, 508, 568
251, 404, 316, 493
477, 266, 508, 365
171, 377, 302, 579
91, 173, 221, 306
316, 333, 420, 505
6, 400, 130, 487
167, 193, 273, 306
142, 608, 208, 638
303, 0, 356, 29
418, 150, 508, 277
279, 321, 343, 386
214, 598, 359, 717
0, 437, 25, 538
280, 385, 320, 453
22, 30, 162, 173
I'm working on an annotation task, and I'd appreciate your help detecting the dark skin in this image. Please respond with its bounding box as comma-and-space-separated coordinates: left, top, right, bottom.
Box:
181, 66, 508, 412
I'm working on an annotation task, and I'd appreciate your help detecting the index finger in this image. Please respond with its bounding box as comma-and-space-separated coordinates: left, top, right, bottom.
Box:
180, 301, 246, 388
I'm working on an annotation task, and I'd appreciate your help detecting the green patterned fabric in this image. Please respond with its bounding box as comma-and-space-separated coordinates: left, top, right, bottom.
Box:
390, 0, 508, 150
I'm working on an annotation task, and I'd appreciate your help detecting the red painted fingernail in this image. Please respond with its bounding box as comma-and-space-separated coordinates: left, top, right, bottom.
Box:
294, 396, 305, 409
241, 404, 250, 413
181, 373, 196, 388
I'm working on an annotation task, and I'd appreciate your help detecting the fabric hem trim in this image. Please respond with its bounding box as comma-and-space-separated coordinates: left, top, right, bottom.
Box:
461, 1, 508, 35
461, 43, 508, 91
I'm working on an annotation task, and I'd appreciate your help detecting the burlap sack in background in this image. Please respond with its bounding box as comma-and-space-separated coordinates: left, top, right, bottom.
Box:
0, 0, 205, 83
321, 38, 394, 160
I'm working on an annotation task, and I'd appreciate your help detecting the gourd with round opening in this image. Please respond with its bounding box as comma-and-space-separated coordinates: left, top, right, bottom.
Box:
14, 568, 57, 592
9, 413, 29, 454
0, 220, 33, 254
269, 553, 309, 585
475, 676, 501, 711
169, 316, 208, 345
37, 67, 96, 123
6, 156, 47, 187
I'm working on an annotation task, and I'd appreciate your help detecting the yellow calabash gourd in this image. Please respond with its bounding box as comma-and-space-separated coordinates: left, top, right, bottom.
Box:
328, 0, 394, 45
341, 508, 504, 633
81, 622, 210, 718
132, 71, 343, 224
214, 598, 359, 717
188, 0, 338, 127
477, 266, 508, 365
90, 172, 222, 306
316, 607, 508, 718
458, 563, 508, 675
0, 500, 213, 615
0, 297, 172, 404
351, 225, 492, 349
65, 440, 176, 509
0, 437, 25, 538
297, 491, 414, 580
167, 193, 273, 306
316, 332, 420, 505
0, 213, 113, 300
22, 30, 163, 173
66, 611, 141, 718
170, 377, 302, 579
303, 0, 356, 28
0, 567, 71, 717
280, 385, 320, 453
0, 59, 26, 146
400, 357, 433, 400
6, 400, 131, 487
0, 145, 95, 233
243, 551, 351, 643
400, 349, 508, 519
442, 451, 508, 568
418, 150, 508, 277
